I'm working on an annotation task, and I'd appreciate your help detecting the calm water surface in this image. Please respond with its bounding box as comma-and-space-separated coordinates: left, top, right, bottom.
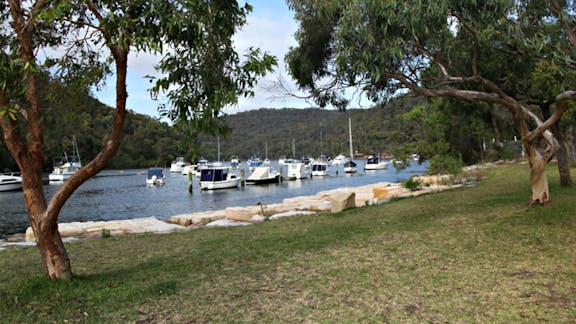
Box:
0, 160, 428, 238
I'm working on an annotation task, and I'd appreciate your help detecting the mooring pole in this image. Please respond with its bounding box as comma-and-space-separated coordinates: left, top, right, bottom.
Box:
188, 171, 193, 193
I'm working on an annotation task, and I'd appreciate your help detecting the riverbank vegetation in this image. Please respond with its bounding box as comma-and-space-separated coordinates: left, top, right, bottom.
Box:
1, 162, 574, 322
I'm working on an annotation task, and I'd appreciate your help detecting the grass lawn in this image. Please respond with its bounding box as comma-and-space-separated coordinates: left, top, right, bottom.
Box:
1, 162, 575, 322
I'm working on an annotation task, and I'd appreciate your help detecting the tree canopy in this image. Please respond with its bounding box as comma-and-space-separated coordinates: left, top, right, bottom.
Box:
0, 0, 275, 280
286, 0, 576, 205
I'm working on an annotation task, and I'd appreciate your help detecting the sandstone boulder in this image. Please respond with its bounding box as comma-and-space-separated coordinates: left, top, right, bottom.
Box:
330, 192, 356, 213
225, 206, 260, 222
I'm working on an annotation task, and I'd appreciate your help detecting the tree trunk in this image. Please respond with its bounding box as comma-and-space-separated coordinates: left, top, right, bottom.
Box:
19, 158, 73, 280
540, 102, 572, 187
555, 133, 573, 187
33, 221, 72, 280
527, 153, 550, 206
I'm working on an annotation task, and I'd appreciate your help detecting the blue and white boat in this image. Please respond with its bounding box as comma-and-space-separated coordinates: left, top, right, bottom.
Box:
146, 167, 165, 186
247, 156, 263, 171
230, 155, 240, 169
199, 167, 240, 190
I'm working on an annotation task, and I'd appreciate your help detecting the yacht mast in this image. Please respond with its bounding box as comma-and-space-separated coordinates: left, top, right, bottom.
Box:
348, 117, 353, 161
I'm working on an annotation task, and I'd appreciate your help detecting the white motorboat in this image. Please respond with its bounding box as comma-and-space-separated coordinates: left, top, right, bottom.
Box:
49, 136, 82, 182
0, 172, 23, 192
246, 166, 282, 184
311, 158, 329, 176
199, 167, 240, 190
170, 157, 189, 173
146, 167, 165, 185
286, 162, 308, 180
365, 156, 389, 170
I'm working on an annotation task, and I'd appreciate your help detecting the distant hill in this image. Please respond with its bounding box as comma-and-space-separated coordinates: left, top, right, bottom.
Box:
202, 96, 425, 161
1, 81, 425, 170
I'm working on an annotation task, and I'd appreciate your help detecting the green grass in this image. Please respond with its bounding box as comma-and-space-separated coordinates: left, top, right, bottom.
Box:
1, 162, 575, 322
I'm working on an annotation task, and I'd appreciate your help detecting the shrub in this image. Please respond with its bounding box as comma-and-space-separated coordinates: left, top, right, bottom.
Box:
403, 176, 423, 192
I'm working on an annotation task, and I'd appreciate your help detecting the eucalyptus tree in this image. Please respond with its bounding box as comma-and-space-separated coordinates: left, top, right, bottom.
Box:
0, 0, 275, 280
286, 0, 576, 205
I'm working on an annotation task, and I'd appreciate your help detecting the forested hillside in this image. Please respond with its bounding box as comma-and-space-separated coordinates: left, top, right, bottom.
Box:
207, 97, 425, 161
0, 81, 182, 171
2, 85, 517, 171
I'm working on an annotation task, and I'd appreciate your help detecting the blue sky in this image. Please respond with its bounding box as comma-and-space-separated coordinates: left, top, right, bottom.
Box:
93, 1, 312, 119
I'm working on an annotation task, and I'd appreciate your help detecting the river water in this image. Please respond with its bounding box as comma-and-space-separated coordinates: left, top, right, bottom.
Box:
0, 160, 428, 238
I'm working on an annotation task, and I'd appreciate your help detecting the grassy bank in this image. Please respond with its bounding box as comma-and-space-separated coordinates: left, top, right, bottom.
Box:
1, 163, 575, 322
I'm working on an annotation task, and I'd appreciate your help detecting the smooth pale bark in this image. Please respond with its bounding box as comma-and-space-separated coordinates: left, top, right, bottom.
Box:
527, 150, 551, 205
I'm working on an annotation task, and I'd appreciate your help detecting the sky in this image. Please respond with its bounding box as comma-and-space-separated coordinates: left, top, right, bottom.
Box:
93, 0, 314, 119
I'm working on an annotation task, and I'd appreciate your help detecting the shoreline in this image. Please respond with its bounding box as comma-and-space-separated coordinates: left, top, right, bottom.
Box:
0, 173, 471, 251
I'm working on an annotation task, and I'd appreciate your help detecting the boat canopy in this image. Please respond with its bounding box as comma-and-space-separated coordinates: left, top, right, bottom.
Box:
367, 157, 381, 164
344, 160, 357, 167
147, 168, 164, 179
200, 168, 228, 182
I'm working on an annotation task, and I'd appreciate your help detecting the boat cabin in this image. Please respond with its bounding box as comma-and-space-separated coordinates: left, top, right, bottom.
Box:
200, 167, 230, 182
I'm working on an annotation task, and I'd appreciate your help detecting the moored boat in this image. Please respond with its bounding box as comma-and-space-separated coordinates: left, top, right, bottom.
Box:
230, 155, 240, 169
311, 157, 329, 177
199, 167, 240, 190
364, 156, 389, 170
146, 167, 165, 185
344, 117, 358, 173
286, 162, 308, 180
246, 166, 282, 184
49, 136, 82, 182
344, 160, 357, 173
0, 172, 23, 192
247, 156, 263, 171
170, 157, 189, 173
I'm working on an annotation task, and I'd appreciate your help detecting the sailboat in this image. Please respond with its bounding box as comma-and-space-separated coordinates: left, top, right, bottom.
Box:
344, 117, 357, 173
49, 136, 83, 181
213, 136, 223, 166
263, 142, 270, 165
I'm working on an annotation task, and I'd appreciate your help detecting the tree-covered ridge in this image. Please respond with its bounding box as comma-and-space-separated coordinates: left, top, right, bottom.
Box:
0, 84, 182, 172
2, 89, 524, 172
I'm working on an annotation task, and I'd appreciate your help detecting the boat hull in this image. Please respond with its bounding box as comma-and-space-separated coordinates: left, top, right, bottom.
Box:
48, 173, 74, 181
364, 162, 388, 170
245, 175, 281, 185
344, 167, 357, 173
200, 179, 240, 190
0, 174, 23, 192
